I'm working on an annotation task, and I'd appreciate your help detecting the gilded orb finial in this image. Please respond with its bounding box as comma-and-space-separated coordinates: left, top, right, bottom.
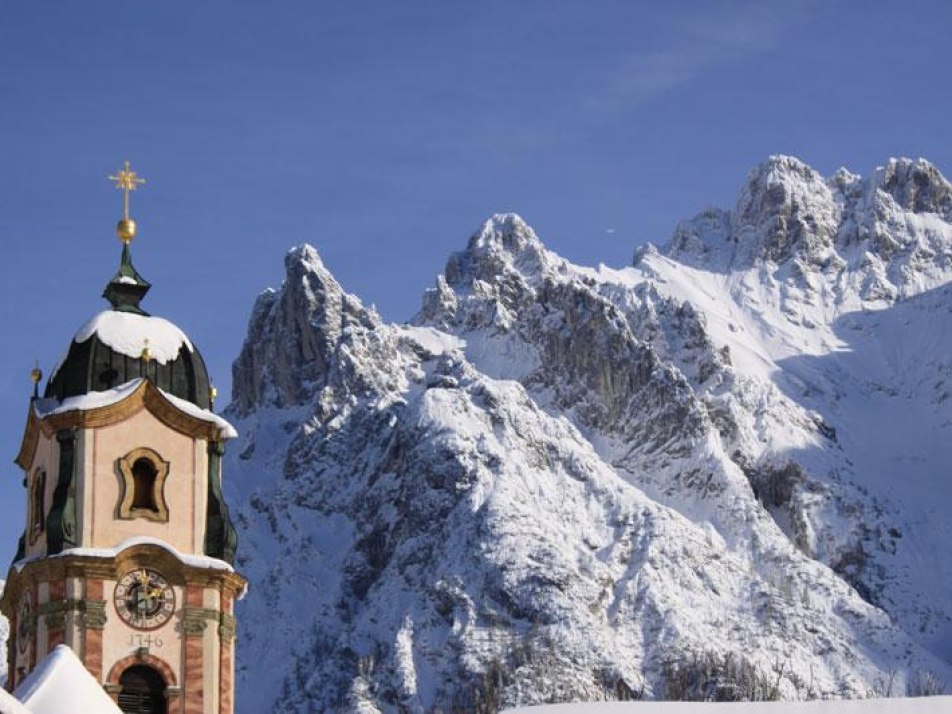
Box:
30, 361, 42, 398
141, 338, 152, 362
109, 161, 146, 244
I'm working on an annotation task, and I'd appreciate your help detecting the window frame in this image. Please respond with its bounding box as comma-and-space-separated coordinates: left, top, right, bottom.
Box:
117, 447, 170, 523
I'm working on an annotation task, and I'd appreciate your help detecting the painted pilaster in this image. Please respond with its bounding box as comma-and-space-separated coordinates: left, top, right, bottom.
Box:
192, 438, 205, 556
182, 584, 205, 714
82, 579, 106, 680
43, 580, 66, 650
77, 428, 92, 546
218, 592, 235, 714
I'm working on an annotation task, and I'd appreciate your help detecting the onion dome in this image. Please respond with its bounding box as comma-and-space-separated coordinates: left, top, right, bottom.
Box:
44, 305, 213, 410
44, 164, 212, 409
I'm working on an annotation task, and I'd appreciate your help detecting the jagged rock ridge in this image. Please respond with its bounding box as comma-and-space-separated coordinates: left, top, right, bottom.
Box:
227, 157, 952, 713
665, 156, 952, 304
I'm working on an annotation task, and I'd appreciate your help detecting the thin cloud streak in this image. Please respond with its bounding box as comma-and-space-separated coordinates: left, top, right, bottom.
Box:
455, 2, 822, 158
592, 1, 819, 110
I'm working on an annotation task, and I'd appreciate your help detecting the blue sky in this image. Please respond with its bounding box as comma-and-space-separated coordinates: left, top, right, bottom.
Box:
1, 0, 951, 564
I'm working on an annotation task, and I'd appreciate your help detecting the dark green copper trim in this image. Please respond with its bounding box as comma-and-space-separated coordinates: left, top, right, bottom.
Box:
46, 428, 78, 554
204, 441, 238, 564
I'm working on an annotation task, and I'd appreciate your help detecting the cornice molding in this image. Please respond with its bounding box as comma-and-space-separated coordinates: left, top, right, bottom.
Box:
1, 544, 246, 611
16, 380, 225, 470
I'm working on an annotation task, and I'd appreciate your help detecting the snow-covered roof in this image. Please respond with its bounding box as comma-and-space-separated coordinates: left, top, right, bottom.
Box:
160, 387, 238, 439
0, 688, 31, 714
14, 645, 122, 714
33, 378, 237, 439
74, 310, 193, 364
32, 379, 142, 417
13, 535, 235, 574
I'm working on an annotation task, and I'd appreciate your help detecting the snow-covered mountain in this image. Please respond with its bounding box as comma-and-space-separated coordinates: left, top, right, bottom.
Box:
226, 156, 952, 712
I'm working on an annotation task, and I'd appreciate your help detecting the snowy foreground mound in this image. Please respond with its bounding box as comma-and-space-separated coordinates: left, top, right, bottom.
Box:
226, 157, 952, 712
0, 580, 6, 686
503, 697, 952, 713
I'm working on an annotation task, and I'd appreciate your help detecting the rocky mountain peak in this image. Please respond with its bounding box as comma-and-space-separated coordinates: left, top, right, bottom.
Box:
470, 212, 541, 254
443, 213, 549, 288
284, 242, 324, 275
750, 154, 820, 184
660, 156, 952, 307
418, 213, 557, 332
231, 243, 379, 416
226, 161, 952, 711
731, 154, 839, 266
874, 157, 952, 218
663, 155, 841, 270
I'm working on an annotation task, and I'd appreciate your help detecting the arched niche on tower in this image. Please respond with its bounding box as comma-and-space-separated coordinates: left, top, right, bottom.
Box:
117, 447, 170, 523
28, 468, 46, 545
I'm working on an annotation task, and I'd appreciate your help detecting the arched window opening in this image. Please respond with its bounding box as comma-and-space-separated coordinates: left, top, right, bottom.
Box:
131, 458, 158, 512
118, 448, 170, 522
29, 469, 45, 543
118, 664, 167, 714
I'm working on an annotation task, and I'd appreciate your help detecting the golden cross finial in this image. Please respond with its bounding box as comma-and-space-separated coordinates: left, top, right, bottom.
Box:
109, 161, 146, 221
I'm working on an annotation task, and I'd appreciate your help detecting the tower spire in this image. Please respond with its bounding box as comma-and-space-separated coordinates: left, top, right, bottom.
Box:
103, 161, 151, 313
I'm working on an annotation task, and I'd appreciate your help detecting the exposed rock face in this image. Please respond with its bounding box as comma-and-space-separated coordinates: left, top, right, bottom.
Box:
877, 157, 952, 218
666, 155, 952, 302
231, 245, 380, 417
227, 157, 952, 713
420, 216, 717, 446
732, 155, 840, 266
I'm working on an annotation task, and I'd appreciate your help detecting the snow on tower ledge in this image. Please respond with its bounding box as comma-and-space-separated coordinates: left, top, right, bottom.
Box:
32, 378, 237, 440
12, 535, 238, 576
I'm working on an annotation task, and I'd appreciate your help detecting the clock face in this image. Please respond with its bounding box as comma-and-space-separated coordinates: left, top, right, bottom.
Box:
114, 569, 175, 630
17, 590, 33, 654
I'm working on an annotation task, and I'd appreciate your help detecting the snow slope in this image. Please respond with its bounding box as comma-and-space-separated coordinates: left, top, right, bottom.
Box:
630, 248, 952, 658
637, 156, 952, 658
226, 157, 952, 712
503, 698, 952, 714
0, 688, 30, 714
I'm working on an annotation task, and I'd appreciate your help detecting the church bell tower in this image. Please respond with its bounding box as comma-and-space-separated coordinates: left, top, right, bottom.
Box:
1, 164, 245, 714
